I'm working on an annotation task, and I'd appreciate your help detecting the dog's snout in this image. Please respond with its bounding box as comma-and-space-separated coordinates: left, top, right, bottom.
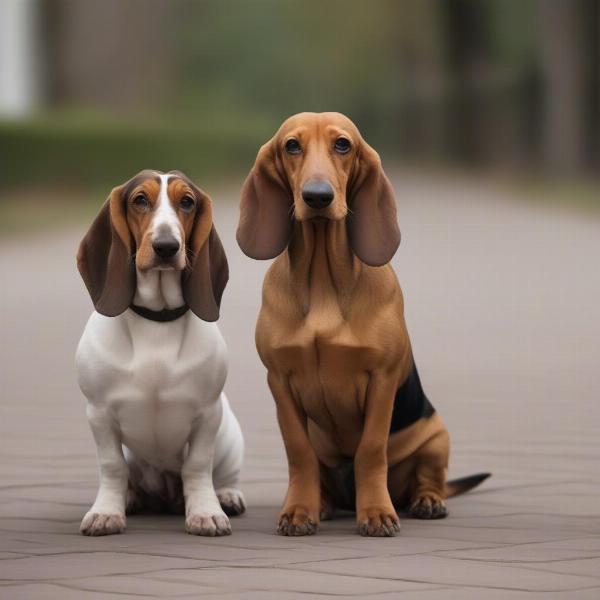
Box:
152, 235, 180, 259
302, 181, 334, 210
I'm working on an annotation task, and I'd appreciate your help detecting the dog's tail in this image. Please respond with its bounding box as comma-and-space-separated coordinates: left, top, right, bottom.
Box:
444, 472, 491, 498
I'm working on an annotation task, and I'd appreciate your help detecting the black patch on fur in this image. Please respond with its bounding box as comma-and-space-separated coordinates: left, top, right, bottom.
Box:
389, 362, 435, 433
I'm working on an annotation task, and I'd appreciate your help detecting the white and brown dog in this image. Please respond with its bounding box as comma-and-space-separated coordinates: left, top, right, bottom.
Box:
76, 169, 245, 537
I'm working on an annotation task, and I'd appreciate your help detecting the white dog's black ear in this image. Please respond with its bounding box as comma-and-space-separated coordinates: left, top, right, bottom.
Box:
237, 138, 293, 260
181, 187, 229, 321
77, 184, 135, 316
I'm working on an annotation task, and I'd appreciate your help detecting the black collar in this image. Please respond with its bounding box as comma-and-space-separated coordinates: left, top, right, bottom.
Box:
129, 303, 190, 322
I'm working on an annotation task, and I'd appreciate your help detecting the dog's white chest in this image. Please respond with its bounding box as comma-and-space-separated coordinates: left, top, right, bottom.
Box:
76, 311, 227, 468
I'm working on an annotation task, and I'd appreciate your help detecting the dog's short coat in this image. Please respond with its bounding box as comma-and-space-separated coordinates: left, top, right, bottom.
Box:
237, 112, 488, 537
76, 170, 245, 537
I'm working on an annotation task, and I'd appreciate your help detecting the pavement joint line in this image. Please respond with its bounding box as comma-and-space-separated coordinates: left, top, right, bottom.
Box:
22, 580, 160, 598
429, 552, 600, 565
200, 562, 600, 594
7, 572, 449, 597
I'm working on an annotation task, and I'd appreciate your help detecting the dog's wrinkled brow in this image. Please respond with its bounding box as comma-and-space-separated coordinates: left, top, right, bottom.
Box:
122, 171, 161, 199
167, 171, 198, 195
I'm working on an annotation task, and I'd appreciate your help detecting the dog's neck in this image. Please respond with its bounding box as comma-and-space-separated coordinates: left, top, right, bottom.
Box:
286, 219, 362, 314
133, 269, 185, 311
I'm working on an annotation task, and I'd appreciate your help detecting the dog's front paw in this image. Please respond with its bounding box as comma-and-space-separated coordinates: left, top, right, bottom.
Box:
186, 511, 232, 536
410, 494, 447, 519
80, 512, 126, 536
217, 488, 246, 517
277, 504, 319, 536
357, 506, 401, 537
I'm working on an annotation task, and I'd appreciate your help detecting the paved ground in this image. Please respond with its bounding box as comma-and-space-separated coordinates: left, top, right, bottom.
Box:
1, 173, 599, 599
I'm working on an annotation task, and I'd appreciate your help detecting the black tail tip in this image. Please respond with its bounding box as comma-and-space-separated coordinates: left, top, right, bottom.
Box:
468, 472, 492, 485
445, 472, 492, 498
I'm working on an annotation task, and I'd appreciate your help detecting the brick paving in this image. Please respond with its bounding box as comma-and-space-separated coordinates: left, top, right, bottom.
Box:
1, 174, 599, 598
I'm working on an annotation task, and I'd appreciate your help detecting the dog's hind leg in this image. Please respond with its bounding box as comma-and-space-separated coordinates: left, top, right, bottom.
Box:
123, 446, 183, 514
213, 394, 246, 517
319, 481, 336, 521
408, 429, 449, 519
319, 460, 356, 519
125, 484, 144, 515
311, 424, 353, 520
388, 457, 416, 511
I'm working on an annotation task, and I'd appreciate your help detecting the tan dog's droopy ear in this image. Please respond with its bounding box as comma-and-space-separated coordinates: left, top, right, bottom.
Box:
77, 185, 135, 316
237, 139, 293, 260
347, 140, 400, 267
182, 189, 229, 322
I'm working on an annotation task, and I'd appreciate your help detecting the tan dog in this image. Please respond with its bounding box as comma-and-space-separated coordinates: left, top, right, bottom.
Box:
237, 112, 489, 537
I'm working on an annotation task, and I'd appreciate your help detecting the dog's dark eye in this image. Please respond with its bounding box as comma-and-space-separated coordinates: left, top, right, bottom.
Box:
132, 194, 149, 208
285, 138, 302, 155
180, 196, 195, 211
334, 137, 351, 154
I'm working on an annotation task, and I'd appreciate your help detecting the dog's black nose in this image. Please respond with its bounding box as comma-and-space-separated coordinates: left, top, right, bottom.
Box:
152, 236, 180, 258
302, 181, 334, 210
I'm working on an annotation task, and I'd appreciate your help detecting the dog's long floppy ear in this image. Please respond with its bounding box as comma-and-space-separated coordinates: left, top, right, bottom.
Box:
182, 189, 229, 322
237, 138, 293, 259
347, 139, 401, 267
77, 184, 135, 316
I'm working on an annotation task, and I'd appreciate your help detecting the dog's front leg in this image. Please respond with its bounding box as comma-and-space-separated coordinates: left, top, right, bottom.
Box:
355, 375, 401, 537
80, 405, 128, 536
269, 373, 320, 536
183, 405, 231, 536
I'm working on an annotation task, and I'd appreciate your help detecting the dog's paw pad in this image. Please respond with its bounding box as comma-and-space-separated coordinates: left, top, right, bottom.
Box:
186, 512, 232, 536
410, 495, 447, 519
277, 505, 318, 536
217, 488, 246, 517
80, 512, 126, 536
357, 508, 401, 537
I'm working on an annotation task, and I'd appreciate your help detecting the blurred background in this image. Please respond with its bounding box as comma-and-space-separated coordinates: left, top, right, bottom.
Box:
0, 0, 598, 231
1, 3, 599, 577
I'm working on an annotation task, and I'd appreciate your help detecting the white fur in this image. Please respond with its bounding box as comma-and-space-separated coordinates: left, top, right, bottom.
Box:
152, 173, 182, 245
76, 177, 244, 537
134, 269, 184, 310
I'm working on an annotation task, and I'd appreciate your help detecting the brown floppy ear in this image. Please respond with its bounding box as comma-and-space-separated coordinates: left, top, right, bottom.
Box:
347, 139, 401, 267
182, 190, 229, 322
237, 138, 293, 259
77, 185, 135, 316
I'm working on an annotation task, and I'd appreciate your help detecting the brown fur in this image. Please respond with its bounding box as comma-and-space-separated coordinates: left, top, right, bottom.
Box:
238, 113, 479, 537
77, 170, 228, 321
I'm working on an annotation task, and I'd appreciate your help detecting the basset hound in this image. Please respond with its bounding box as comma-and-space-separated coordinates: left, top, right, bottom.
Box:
76, 170, 245, 536
237, 112, 489, 537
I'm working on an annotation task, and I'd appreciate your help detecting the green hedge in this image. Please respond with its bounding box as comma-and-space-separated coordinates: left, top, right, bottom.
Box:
0, 114, 274, 192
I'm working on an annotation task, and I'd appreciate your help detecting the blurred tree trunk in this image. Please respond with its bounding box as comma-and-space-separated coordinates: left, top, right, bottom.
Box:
52, 0, 171, 112
393, 0, 446, 161
537, 0, 588, 173
442, 0, 493, 165
589, 0, 599, 170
